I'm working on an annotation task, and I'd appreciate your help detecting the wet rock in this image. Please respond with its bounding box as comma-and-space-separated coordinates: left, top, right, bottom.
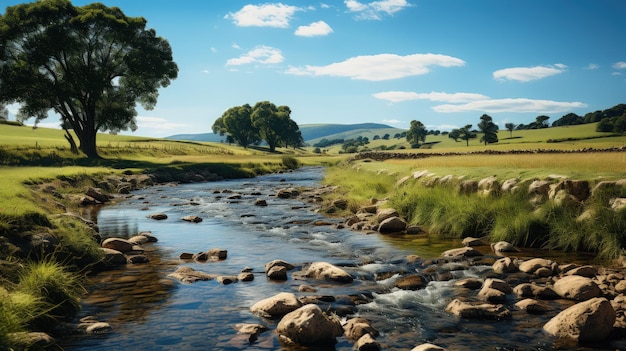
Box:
235, 323, 268, 342
543, 297, 615, 342
343, 317, 379, 341
304, 262, 353, 283
9, 332, 56, 349
378, 216, 407, 234
298, 285, 317, 292
441, 247, 482, 259
518, 258, 553, 274
445, 299, 511, 320
128, 235, 149, 245
167, 266, 217, 283
515, 298, 552, 314
277, 188, 299, 199
137, 231, 158, 242
237, 272, 254, 282
553, 275, 601, 301
462, 237, 487, 247
178, 252, 194, 260
491, 241, 519, 253
250, 292, 303, 318
406, 225, 424, 234
85, 322, 112, 334
101, 237, 134, 252
565, 265, 598, 278
332, 199, 348, 210
513, 283, 559, 299
267, 265, 288, 280
478, 278, 512, 303
493, 257, 518, 274
217, 276, 238, 285
395, 274, 428, 290
376, 208, 399, 223
100, 248, 127, 266
147, 213, 168, 220
127, 255, 149, 264
355, 333, 381, 351
86, 187, 114, 203
411, 343, 447, 351
454, 278, 483, 290
276, 304, 343, 346
206, 248, 228, 260
254, 198, 268, 206
181, 215, 203, 223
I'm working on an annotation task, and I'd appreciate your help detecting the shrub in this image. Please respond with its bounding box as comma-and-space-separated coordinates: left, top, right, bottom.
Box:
281, 155, 300, 170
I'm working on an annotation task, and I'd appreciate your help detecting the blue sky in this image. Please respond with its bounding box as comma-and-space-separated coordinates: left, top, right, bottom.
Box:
2, 0, 625, 137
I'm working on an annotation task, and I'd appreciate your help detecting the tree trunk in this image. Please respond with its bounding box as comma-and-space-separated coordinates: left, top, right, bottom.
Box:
63, 129, 79, 155
78, 129, 100, 159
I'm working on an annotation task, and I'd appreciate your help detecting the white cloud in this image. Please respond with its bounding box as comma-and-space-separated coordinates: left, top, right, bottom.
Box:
226, 3, 301, 28
136, 116, 189, 131
382, 119, 402, 124
428, 123, 458, 131
613, 61, 626, 69
612, 72, 623, 76
286, 53, 465, 81
210, 47, 217, 53
493, 64, 568, 82
226, 46, 284, 66
232, 43, 241, 50
432, 98, 586, 113
295, 20, 333, 37
345, 0, 411, 20
373, 91, 489, 103
585, 63, 599, 70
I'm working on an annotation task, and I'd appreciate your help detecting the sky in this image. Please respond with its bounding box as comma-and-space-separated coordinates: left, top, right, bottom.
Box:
2, 0, 626, 137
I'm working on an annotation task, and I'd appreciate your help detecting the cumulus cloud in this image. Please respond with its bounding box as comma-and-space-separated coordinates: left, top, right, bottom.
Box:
432, 98, 586, 113
613, 61, 626, 69
295, 20, 334, 37
585, 63, 599, 70
383, 119, 402, 124
226, 3, 301, 28
493, 64, 568, 82
286, 53, 465, 81
345, 0, 411, 20
226, 46, 284, 66
373, 91, 489, 103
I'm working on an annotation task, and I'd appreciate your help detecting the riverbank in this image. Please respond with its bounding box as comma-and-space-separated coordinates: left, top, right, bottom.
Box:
0, 158, 302, 349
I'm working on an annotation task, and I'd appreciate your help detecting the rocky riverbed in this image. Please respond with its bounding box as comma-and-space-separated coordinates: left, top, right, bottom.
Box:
55, 167, 626, 351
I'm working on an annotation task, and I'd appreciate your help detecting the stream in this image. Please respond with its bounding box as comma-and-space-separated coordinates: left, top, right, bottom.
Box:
60, 167, 614, 351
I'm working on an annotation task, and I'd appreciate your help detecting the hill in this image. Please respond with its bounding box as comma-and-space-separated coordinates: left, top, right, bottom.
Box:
165, 132, 224, 143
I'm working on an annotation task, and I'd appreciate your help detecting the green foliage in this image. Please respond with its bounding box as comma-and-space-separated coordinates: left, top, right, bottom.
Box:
406, 120, 427, 146
281, 155, 300, 170
0, 0, 178, 158
0, 288, 47, 349
478, 114, 499, 145
450, 124, 477, 146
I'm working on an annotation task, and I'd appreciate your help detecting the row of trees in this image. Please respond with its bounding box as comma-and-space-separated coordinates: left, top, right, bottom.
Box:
212, 101, 303, 152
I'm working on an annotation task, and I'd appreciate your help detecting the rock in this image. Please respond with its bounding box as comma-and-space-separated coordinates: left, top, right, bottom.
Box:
515, 298, 552, 314
167, 266, 217, 283
181, 215, 203, 223
147, 213, 168, 220
237, 272, 254, 282
254, 198, 268, 206
138, 231, 158, 242
459, 180, 478, 194
454, 278, 483, 290
376, 208, 399, 223
445, 299, 510, 320
462, 237, 487, 247
482, 278, 512, 293
304, 262, 353, 283
478, 279, 511, 303
276, 188, 299, 199
411, 343, 447, 351
206, 248, 228, 260
9, 332, 56, 349
553, 275, 601, 301
513, 283, 559, 299
519, 258, 553, 274
127, 255, 149, 264
267, 265, 288, 280
85, 322, 112, 334
492, 257, 518, 274
543, 297, 615, 342
276, 304, 343, 346
128, 235, 149, 245
298, 285, 317, 292
406, 225, 423, 234
235, 323, 267, 342
395, 274, 428, 290
250, 292, 303, 318
101, 237, 134, 252
86, 187, 113, 203
491, 241, 519, 253
528, 180, 550, 196
265, 259, 295, 272
501, 178, 519, 193
344, 317, 379, 341
378, 216, 407, 234
217, 276, 238, 285
100, 248, 127, 266
178, 252, 194, 260
332, 199, 348, 210
566, 265, 598, 278
355, 333, 381, 351
441, 247, 482, 259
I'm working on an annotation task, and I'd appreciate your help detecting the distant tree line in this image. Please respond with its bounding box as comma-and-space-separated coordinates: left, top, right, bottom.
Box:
212, 101, 303, 152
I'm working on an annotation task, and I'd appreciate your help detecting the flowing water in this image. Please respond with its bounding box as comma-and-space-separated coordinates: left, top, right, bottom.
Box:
61, 167, 617, 351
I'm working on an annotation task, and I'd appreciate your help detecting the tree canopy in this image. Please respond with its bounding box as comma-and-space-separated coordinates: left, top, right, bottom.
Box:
477, 114, 498, 145
504, 123, 516, 138
212, 101, 303, 152
449, 124, 476, 146
406, 120, 427, 147
0, 0, 178, 158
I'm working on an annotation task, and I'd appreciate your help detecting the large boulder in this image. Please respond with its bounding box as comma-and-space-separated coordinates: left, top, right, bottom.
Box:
492, 257, 518, 274
395, 274, 428, 290
543, 297, 615, 342
376, 208, 399, 223
378, 216, 407, 234
167, 266, 216, 283
85, 187, 113, 203
101, 238, 134, 253
411, 344, 447, 351
100, 248, 127, 266
518, 258, 553, 274
343, 317, 379, 341
276, 304, 343, 346
304, 262, 353, 283
250, 292, 303, 318
553, 276, 601, 301
491, 241, 519, 253
441, 247, 482, 259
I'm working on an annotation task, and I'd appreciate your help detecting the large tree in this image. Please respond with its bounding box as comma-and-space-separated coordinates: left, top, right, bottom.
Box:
504, 123, 516, 138
450, 124, 476, 146
0, 104, 7, 120
212, 104, 260, 148
251, 101, 284, 152
406, 120, 427, 147
0, 0, 178, 158
477, 114, 498, 145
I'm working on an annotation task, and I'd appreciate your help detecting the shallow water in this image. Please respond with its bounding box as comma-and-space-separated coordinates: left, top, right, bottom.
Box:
61, 167, 619, 351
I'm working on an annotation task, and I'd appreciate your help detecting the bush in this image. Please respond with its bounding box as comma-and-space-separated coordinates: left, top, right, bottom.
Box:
281, 155, 300, 170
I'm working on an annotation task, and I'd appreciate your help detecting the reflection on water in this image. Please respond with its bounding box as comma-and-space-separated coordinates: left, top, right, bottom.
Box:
61, 167, 612, 351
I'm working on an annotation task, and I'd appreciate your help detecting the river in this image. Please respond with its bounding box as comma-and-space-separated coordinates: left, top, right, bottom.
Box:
61, 167, 614, 351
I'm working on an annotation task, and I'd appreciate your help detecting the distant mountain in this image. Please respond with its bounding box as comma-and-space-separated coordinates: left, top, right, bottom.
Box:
166, 123, 404, 143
